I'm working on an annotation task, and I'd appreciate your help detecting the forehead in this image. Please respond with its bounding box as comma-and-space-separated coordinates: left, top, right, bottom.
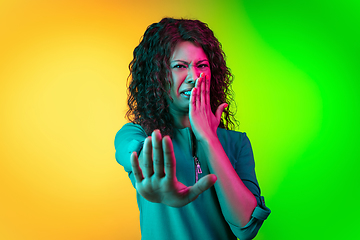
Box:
170, 41, 208, 61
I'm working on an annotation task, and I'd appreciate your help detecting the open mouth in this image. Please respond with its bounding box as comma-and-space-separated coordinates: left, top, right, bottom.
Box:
180, 89, 192, 98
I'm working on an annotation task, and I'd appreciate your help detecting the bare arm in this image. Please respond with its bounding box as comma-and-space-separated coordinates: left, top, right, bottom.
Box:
199, 137, 257, 227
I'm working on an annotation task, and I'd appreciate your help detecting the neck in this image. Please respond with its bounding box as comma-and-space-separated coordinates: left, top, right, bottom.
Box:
170, 109, 191, 129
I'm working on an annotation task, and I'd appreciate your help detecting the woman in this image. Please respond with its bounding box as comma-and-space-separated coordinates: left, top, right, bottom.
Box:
114, 18, 270, 240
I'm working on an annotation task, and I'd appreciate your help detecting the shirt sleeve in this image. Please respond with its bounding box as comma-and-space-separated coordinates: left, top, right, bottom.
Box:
228, 132, 271, 240
114, 123, 148, 188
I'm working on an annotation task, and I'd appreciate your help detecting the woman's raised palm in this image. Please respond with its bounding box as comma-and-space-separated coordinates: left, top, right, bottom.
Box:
130, 130, 217, 208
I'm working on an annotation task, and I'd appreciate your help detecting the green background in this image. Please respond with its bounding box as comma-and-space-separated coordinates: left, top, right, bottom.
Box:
235, 1, 360, 239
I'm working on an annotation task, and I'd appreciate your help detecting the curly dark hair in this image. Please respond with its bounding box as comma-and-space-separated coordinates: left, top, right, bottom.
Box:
126, 17, 238, 137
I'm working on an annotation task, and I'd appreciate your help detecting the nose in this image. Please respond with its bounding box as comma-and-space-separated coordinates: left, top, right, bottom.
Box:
185, 66, 199, 84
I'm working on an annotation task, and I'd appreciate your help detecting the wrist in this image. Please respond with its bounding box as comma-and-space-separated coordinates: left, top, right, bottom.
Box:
198, 133, 220, 149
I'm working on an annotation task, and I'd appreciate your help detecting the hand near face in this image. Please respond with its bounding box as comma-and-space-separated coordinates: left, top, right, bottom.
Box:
130, 130, 217, 208
189, 73, 228, 142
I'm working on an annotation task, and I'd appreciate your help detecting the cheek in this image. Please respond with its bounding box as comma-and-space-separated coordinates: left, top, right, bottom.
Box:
168, 80, 178, 97
206, 70, 211, 81
171, 72, 184, 90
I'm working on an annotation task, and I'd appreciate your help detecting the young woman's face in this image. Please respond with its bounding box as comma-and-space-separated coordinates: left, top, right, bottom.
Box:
168, 41, 211, 113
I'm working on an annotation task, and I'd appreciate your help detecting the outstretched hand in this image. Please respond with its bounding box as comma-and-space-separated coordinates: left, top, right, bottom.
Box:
130, 129, 217, 208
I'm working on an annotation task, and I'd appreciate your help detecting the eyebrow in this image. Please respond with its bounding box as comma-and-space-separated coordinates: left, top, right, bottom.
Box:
171, 59, 209, 64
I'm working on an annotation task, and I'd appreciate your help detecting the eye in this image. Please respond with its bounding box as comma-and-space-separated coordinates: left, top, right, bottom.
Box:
173, 64, 186, 69
198, 64, 209, 68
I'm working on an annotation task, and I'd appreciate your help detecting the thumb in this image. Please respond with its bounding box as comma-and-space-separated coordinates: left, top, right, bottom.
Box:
215, 103, 228, 121
186, 174, 217, 202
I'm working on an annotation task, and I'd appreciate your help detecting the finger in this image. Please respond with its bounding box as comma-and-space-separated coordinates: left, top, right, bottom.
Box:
152, 130, 165, 177
162, 135, 176, 178
130, 152, 144, 183
190, 87, 197, 112
141, 136, 154, 178
215, 103, 228, 122
195, 76, 201, 109
200, 74, 206, 108
205, 74, 210, 106
187, 174, 217, 202
195, 74, 200, 88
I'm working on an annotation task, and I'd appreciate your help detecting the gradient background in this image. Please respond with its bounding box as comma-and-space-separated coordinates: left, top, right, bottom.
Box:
1, 0, 359, 239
